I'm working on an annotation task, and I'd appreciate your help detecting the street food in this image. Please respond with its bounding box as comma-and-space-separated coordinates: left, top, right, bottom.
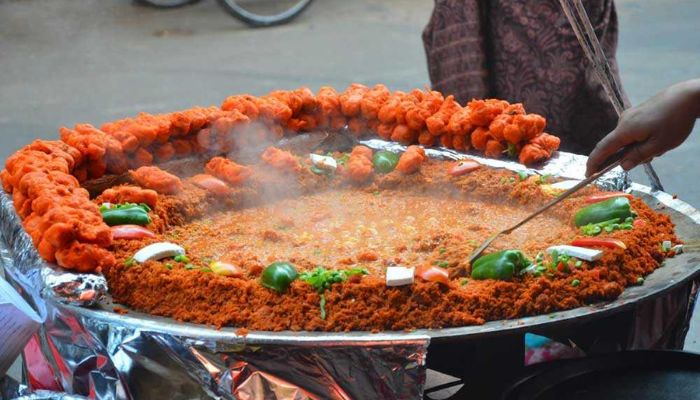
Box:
1, 85, 679, 331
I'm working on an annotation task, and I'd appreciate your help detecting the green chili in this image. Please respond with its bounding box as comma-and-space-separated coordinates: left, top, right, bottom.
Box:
100, 203, 151, 226
471, 250, 531, 281
372, 150, 400, 174
574, 197, 633, 227
261, 261, 299, 293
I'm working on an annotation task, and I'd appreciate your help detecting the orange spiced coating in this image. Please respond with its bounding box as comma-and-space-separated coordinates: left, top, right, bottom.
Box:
131, 166, 183, 195
396, 145, 427, 174
2, 84, 561, 274
205, 157, 252, 186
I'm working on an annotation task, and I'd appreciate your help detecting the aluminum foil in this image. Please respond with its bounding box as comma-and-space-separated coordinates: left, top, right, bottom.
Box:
1, 144, 698, 400
362, 139, 630, 191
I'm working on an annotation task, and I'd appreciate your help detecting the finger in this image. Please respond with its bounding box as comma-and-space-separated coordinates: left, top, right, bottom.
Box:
586, 127, 643, 177
620, 140, 659, 171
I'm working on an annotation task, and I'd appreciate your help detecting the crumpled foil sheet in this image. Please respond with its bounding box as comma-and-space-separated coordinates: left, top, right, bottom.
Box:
1, 143, 696, 400
361, 140, 630, 192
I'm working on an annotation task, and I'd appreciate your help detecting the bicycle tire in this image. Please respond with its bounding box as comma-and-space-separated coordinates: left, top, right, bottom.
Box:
136, 0, 201, 9
216, 0, 314, 27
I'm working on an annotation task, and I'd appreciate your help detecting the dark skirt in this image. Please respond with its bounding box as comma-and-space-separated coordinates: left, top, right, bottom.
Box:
422, 0, 625, 154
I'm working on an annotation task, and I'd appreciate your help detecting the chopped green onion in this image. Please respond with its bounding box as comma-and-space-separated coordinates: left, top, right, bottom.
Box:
174, 254, 189, 263
310, 165, 332, 176
571, 279, 581, 287
164, 263, 173, 270
517, 171, 528, 181
506, 143, 518, 157
434, 260, 449, 268
300, 267, 368, 319
535, 252, 544, 263
124, 257, 135, 268
460, 278, 469, 286
574, 260, 583, 268
185, 263, 196, 270
319, 293, 327, 320
636, 277, 645, 284
336, 153, 350, 166
439, 247, 447, 254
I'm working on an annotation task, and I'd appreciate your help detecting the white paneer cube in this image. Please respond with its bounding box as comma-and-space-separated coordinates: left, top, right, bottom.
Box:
547, 245, 603, 262
309, 154, 337, 171
133, 242, 185, 264
662, 240, 672, 251
386, 266, 415, 287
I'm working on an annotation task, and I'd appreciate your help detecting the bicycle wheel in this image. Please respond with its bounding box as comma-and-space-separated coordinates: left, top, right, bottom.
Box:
136, 0, 201, 8
217, 0, 314, 27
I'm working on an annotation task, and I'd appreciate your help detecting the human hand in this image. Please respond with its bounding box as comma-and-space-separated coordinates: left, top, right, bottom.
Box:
586, 79, 700, 177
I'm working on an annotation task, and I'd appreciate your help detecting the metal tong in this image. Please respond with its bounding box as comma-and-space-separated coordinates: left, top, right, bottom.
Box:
468, 1, 668, 264
558, 0, 664, 192
468, 152, 624, 264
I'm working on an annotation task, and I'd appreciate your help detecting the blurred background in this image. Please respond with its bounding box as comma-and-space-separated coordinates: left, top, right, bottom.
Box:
1, 0, 699, 205
1, 0, 699, 393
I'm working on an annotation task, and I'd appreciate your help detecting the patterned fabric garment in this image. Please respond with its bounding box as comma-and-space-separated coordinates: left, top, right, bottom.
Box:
423, 0, 626, 155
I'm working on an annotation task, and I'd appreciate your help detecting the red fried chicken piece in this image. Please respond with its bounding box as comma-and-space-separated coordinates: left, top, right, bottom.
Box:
518, 133, 561, 165
261, 147, 301, 173
344, 145, 374, 182
130, 166, 183, 194
396, 145, 427, 174
205, 156, 252, 185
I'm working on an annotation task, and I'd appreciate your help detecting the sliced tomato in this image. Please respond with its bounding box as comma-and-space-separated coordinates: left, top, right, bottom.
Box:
111, 225, 156, 240
584, 192, 633, 204
415, 265, 450, 285
571, 238, 627, 250
79, 289, 96, 301
556, 262, 566, 272
448, 160, 481, 176
191, 174, 231, 195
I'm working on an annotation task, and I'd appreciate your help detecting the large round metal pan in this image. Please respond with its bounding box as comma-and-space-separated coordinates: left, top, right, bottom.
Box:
2, 149, 699, 345
35, 189, 700, 344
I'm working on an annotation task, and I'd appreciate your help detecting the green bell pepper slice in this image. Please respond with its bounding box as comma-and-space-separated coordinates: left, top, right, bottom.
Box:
100, 203, 151, 226
261, 261, 299, 292
372, 150, 400, 174
574, 197, 632, 227
471, 250, 531, 281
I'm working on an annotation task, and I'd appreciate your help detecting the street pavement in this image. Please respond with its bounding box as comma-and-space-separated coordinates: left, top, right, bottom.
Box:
1, 0, 699, 394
